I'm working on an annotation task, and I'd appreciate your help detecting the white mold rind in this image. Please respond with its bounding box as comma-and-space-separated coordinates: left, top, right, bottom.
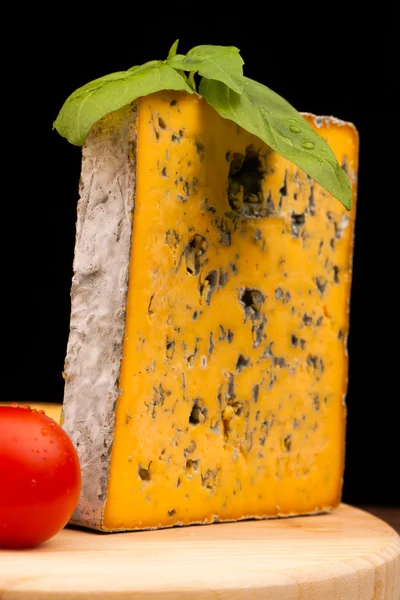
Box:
62, 102, 137, 529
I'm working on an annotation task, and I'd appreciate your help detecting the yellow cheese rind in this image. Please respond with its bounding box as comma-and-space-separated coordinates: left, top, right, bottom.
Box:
63, 92, 358, 531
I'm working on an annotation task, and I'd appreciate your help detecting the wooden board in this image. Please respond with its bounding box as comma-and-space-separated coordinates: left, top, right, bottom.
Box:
0, 402, 61, 423
1, 505, 399, 599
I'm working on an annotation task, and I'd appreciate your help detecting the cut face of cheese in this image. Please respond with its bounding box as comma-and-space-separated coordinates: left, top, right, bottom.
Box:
62, 92, 358, 531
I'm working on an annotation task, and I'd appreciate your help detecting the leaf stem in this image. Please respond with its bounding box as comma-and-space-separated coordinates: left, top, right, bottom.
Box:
188, 71, 197, 92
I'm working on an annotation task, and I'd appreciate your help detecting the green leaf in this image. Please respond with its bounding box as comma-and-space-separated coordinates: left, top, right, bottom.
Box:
199, 77, 352, 209
53, 64, 193, 146
53, 41, 353, 211
168, 45, 244, 94
167, 39, 179, 59
127, 60, 163, 73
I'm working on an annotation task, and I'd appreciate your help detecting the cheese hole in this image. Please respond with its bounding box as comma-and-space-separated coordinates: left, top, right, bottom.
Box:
199, 270, 218, 304
189, 400, 207, 425
185, 234, 207, 275
185, 459, 199, 477
166, 340, 175, 359
236, 354, 250, 374
333, 265, 340, 284
239, 288, 264, 321
138, 467, 151, 481
291, 212, 305, 238
228, 147, 264, 214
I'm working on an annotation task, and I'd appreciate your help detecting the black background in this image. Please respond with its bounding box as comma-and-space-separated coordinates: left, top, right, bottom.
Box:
2, 13, 398, 505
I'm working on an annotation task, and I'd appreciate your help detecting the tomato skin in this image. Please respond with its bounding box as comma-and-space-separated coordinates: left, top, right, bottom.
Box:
0, 406, 81, 549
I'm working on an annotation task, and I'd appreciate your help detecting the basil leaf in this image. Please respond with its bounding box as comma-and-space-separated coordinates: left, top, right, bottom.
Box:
53, 64, 193, 146
167, 39, 180, 59
199, 77, 352, 209
53, 41, 354, 211
127, 60, 163, 74
168, 45, 244, 94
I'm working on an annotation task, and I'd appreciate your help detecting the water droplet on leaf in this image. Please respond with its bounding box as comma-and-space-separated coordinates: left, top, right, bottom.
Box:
280, 135, 294, 146
290, 125, 301, 133
302, 141, 315, 150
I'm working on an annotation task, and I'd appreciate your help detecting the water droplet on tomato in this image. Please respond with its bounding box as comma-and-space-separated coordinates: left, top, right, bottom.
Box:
50, 439, 54, 444
23, 404, 31, 410
31, 479, 37, 486
11, 402, 18, 407
38, 410, 45, 415
41, 428, 48, 436
49, 422, 56, 428
34, 437, 38, 441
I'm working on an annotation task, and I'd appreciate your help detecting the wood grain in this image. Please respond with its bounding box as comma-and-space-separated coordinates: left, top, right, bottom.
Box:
0, 402, 61, 423
0, 504, 399, 599
361, 506, 400, 536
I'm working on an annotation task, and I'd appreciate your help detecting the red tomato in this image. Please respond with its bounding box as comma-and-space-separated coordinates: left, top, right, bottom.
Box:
0, 405, 81, 548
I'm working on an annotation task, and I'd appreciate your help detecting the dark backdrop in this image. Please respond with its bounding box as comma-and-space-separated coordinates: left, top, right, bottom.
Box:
2, 13, 398, 505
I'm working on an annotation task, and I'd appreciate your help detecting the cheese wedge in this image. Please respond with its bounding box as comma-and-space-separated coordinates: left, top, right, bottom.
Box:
62, 91, 358, 530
